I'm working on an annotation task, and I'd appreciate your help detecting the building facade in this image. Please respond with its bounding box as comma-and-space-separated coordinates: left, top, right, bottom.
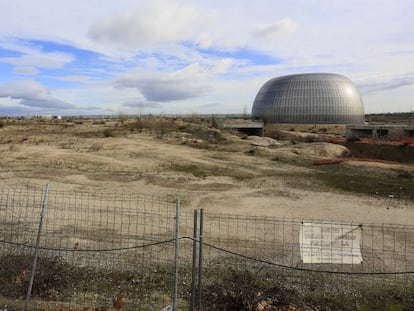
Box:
252, 73, 365, 124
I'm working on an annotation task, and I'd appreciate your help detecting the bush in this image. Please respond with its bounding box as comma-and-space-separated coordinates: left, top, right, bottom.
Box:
129, 118, 144, 132
265, 129, 285, 140
170, 163, 207, 178
103, 128, 115, 137
304, 135, 316, 143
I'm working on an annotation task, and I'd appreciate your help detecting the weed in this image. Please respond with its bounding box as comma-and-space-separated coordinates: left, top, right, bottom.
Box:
102, 128, 115, 137
201, 263, 414, 311
304, 135, 316, 143
265, 129, 285, 140
315, 166, 414, 200
128, 118, 143, 132
88, 143, 103, 152
8, 144, 19, 152
0, 254, 83, 299
170, 163, 207, 178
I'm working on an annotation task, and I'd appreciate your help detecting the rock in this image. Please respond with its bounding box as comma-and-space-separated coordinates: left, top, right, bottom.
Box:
248, 136, 282, 147
289, 142, 351, 158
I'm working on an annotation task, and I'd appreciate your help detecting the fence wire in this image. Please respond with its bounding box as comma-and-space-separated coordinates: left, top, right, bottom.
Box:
0, 185, 178, 310
198, 213, 414, 310
1, 185, 414, 310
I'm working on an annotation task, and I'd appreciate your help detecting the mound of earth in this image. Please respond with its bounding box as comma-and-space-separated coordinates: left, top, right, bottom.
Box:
247, 136, 283, 147
281, 142, 351, 158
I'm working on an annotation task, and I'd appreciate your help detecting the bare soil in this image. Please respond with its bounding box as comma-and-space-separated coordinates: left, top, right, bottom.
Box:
0, 118, 413, 225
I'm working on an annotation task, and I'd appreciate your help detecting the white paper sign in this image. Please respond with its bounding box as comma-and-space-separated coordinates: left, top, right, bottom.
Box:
300, 222, 363, 264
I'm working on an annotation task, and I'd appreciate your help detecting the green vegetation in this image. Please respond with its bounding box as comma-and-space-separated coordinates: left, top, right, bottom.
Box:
276, 163, 414, 201
312, 165, 414, 200
170, 163, 208, 178
168, 161, 257, 181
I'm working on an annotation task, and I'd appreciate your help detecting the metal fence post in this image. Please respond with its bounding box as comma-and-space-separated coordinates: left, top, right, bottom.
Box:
24, 184, 50, 311
197, 209, 204, 311
173, 197, 180, 311
190, 210, 198, 311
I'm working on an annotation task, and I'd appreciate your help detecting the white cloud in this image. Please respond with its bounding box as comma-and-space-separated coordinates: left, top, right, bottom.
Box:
212, 58, 233, 75
197, 33, 213, 49
88, 1, 203, 49
252, 18, 297, 39
0, 80, 75, 109
1, 52, 73, 74
0, 39, 73, 75
113, 59, 237, 103
356, 71, 414, 94
122, 100, 162, 109
114, 67, 211, 102
0, 0, 413, 114
13, 66, 39, 75
55, 75, 93, 82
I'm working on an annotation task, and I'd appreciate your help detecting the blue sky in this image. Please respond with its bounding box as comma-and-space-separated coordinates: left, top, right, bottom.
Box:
0, 0, 413, 116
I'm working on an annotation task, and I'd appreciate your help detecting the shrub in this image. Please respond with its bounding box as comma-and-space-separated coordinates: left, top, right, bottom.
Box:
304, 135, 315, 143
265, 129, 285, 140
170, 163, 207, 178
129, 118, 143, 132
103, 128, 115, 137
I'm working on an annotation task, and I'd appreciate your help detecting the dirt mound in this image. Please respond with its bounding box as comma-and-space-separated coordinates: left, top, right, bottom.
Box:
284, 142, 351, 158
247, 136, 283, 147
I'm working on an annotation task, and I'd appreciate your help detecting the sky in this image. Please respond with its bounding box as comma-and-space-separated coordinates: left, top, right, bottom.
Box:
0, 0, 413, 116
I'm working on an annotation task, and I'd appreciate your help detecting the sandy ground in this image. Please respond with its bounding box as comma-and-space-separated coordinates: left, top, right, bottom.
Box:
0, 120, 413, 226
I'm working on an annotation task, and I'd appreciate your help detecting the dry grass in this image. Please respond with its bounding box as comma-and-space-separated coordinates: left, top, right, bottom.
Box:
1, 117, 414, 310
0, 116, 412, 223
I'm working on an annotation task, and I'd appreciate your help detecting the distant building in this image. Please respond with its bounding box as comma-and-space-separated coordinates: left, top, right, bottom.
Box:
252, 73, 365, 124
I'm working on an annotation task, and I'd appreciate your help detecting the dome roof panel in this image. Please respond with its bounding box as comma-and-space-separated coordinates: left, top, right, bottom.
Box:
252, 73, 365, 124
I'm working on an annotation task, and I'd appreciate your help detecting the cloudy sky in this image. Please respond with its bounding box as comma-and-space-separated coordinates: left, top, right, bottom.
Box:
0, 0, 413, 116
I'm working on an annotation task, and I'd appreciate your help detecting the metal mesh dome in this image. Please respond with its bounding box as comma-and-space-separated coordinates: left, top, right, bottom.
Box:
251, 73, 365, 124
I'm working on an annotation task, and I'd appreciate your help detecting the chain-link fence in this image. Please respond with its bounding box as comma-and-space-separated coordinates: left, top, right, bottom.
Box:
1, 184, 414, 310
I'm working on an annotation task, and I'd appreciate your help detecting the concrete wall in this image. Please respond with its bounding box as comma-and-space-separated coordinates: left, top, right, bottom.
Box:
346, 125, 414, 140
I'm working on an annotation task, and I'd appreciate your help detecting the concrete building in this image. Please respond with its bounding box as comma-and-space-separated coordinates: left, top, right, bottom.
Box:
346, 124, 414, 140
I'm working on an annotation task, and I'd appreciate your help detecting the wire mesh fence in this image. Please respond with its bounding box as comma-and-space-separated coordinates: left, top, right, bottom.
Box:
199, 213, 414, 310
1, 184, 414, 310
0, 185, 179, 310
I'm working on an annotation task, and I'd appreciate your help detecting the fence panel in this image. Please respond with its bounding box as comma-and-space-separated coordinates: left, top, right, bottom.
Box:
1, 185, 414, 311
199, 213, 414, 310
0, 185, 178, 310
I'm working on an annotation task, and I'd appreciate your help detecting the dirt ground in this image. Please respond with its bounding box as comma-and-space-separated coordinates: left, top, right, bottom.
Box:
0, 118, 413, 226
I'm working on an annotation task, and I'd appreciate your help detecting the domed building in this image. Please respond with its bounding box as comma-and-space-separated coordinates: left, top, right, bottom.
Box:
251, 73, 365, 124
